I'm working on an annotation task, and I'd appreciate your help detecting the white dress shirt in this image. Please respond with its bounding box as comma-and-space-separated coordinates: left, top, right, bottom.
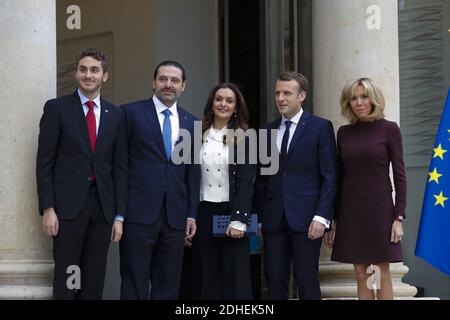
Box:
200, 126, 246, 231
78, 89, 101, 134
153, 95, 180, 151
277, 108, 330, 228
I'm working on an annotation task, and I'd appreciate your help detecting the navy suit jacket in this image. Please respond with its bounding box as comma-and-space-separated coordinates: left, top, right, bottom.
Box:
121, 99, 200, 230
255, 110, 337, 233
36, 91, 127, 223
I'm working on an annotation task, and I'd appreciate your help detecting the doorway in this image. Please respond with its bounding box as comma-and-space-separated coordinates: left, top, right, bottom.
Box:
220, 0, 313, 128
219, 0, 261, 129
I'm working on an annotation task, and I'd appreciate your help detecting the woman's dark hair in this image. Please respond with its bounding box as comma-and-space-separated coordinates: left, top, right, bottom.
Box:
202, 83, 249, 140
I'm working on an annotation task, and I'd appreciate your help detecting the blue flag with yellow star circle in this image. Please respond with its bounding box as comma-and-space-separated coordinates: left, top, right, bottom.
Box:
415, 88, 450, 276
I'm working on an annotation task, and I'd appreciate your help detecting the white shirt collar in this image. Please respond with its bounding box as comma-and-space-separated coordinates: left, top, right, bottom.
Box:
281, 107, 303, 127
207, 125, 227, 142
153, 95, 178, 117
78, 88, 101, 108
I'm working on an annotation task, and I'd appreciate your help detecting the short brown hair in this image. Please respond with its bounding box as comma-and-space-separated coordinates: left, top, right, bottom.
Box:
277, 71, 309, 93
76, 48, 108, 72
340, 77, 385, 124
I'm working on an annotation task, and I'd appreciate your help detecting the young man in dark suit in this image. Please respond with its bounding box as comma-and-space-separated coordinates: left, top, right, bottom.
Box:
255, 72, 337, 300
119, 61, 200, 300
36, 48, 127, 299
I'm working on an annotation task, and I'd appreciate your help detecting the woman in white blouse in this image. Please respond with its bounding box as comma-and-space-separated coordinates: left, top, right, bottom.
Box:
190, 83, 255, 299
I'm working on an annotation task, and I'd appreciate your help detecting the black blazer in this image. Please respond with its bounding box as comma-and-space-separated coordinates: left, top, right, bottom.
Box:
36, 91, 127, 223
227, 136, 256, 225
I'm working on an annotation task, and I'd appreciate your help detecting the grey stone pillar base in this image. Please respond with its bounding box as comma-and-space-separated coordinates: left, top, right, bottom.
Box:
320, 262, 418, 299
0, 260, 53, 299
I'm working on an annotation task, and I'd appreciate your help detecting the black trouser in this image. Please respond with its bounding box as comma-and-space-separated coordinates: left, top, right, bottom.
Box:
52, 184, 111, 300
191, 201, 253, 300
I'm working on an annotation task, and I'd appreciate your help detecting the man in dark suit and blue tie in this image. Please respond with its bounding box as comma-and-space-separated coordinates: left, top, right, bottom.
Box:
255, 71, 337, 300
120, 61, 200, 300
36, 48, 127, 299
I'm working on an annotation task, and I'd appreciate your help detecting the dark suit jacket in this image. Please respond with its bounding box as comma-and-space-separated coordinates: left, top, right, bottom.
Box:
36, 91, 127, 224
255, 110, 337, 233
121, 99, 200, 230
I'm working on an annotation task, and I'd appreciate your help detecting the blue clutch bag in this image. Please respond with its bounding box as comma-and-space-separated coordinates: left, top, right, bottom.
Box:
212, 213, 258, 237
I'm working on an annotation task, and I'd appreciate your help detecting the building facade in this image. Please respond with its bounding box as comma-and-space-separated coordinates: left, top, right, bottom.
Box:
0, 0, 449, 299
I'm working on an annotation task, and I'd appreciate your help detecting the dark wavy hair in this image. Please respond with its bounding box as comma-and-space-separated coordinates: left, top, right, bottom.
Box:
202, 83, 249, 144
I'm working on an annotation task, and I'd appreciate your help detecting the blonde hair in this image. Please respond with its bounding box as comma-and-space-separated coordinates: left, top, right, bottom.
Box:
340, 78, 385, 124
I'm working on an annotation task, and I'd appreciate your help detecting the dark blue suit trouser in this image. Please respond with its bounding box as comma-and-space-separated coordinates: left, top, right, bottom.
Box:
263, 216, 322, 300
119, 199, 185, 300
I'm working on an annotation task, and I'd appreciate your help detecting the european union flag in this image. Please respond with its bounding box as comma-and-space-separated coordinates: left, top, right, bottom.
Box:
415, 88, 450, 276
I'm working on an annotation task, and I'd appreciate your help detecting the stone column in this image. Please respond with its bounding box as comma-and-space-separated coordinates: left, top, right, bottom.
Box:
312, 0, 417, 299
0, 0, 56, 299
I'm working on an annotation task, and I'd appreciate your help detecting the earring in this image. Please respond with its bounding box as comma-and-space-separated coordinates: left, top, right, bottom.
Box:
233, 112, 237, 119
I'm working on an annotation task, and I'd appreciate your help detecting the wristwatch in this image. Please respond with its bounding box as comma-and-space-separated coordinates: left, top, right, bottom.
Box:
395, 215, 404, 222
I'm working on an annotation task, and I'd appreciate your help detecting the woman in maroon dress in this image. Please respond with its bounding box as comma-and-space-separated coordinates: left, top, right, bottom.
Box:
325, 78, 406, 300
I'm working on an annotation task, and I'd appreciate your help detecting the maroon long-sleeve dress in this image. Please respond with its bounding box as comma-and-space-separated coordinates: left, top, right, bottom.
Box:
331, 118, 406, 264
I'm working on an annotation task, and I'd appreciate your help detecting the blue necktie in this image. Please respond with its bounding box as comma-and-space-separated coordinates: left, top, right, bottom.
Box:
281, 120, 292, 161
162, 109, 172, 159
